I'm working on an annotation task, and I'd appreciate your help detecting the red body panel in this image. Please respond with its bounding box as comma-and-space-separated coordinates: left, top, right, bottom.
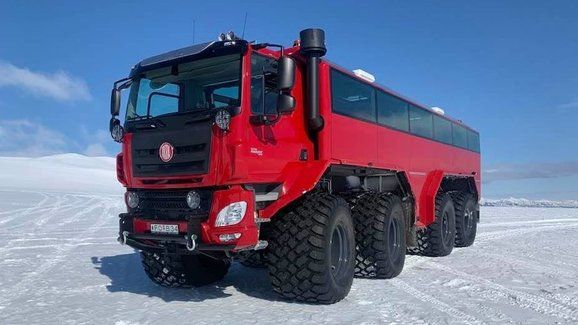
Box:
318, 61, 481, 227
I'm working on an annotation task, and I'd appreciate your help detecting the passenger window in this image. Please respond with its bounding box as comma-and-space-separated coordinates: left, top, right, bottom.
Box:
377, 91, 409, 131
433, 115, 452, 144
331, 70, 376, 122
211, 85, 240, 108
467, 129, 480, 152
409, 105, 433, 138
452, 124, 468, 148
251, 54, 279, 115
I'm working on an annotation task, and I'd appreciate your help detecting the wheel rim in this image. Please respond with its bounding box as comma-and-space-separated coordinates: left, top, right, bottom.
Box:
464, 207, 474, 235
388, 218, 402, 261
330, 223, 350, 279
441, 211, 451, 246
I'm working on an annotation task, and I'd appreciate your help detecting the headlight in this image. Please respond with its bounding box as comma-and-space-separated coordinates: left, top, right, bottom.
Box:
215, 109, 231, 130
215, 201, 247, 227
186, 191, 201, 209
125, 191, 139, 209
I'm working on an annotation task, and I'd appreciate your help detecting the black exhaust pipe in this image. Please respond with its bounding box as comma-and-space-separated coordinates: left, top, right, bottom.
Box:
299, 28, 327, 132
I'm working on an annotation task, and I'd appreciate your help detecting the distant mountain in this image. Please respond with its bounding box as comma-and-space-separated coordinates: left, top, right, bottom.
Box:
481, 197, 578, 208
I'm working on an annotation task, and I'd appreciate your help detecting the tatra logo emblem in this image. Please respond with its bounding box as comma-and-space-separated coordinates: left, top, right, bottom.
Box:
159, 142, 174, 162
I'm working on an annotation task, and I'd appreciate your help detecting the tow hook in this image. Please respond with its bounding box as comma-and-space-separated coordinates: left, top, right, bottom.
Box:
118, 231, 129, 245
185, 234, 197, 251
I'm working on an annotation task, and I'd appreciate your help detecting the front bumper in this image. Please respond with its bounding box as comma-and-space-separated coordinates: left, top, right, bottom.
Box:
118, 185, 261, 253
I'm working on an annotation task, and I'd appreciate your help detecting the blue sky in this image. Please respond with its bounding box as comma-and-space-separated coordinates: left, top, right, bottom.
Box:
1, 0, 577, 199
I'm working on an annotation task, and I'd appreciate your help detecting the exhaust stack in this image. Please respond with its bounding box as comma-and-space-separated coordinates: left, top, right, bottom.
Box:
299, 28, 327, 132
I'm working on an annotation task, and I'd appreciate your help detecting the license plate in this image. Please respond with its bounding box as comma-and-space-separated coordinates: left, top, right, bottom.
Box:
150, 223, 179, 235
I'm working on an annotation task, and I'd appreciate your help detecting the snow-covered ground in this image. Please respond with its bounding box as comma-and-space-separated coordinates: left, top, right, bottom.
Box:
0, 155, 577, 324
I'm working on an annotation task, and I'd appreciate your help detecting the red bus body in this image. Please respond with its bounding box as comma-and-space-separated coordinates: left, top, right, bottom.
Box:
115, 39, 480, 252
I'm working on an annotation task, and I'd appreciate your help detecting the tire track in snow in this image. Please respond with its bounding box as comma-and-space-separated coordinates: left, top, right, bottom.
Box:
0, 193, 51, 226
428, 262, 578, 322
472, 250, 577, 279
0, 202, 112, 256
390, 279, 485, 325
475, 223, 578, 244
0, 196, 118, 309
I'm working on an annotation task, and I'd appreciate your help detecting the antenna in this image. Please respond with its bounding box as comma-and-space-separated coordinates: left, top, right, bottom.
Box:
192, 19, 196, 44
241, 12, 248, 39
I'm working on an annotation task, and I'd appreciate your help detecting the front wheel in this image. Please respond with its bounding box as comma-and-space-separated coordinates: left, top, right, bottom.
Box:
267, 192, 355, 304
140, 252, 230, 287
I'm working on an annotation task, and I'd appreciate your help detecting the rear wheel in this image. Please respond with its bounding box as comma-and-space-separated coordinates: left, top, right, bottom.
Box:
352, 192, 406, 278
454, 192, 478, 247
267, 192, 355, 304
140, 251, 230, 287
415, 193, 456, 256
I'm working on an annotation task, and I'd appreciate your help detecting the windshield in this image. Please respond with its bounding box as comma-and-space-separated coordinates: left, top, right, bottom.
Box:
125, 54, 241, 121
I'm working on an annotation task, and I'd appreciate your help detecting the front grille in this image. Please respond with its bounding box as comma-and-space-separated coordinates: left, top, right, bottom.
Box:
130, 189, 212, 220
130, 117, 212, 177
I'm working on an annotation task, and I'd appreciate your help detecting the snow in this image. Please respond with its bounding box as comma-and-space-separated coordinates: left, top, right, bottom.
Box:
481, 197, 578, 208
1, 155, 577, 324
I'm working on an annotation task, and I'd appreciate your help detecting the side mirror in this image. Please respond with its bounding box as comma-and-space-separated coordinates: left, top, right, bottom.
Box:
111, 88, 121, 116
277, 94, 295, 114
277, 56, 295, 91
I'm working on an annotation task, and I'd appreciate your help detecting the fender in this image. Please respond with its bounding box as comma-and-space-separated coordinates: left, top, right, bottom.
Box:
417, 170, 445, 227
259, 160, 330, 219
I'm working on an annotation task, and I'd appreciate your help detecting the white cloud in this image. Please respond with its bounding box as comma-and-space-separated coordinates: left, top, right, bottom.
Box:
558, 100, 578, 110
80, 127, 112, 157
0, 61, 91, 101
484, 160, 578, 183
0, 119, 68, 156
0, 120, 113, 157
84, 143, 109, 157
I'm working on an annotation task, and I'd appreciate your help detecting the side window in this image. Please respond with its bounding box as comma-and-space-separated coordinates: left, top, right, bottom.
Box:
331, 70, 376, 122
433, 115, 452, 144
409, 105, 433, 138
452, 124, 468, 148
251, 54, 278, 115
467, 129, 480, 152
377, 91, 409, 131
210, 85, 239, 108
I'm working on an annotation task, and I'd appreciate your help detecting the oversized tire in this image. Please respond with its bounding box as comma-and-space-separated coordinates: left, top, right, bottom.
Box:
267, 192, 355, 304
140, 252, 230, 287
352, 192, 406, 279
414, 193, 456, 256
454, 192, 478, 247
237, 250, 268, 268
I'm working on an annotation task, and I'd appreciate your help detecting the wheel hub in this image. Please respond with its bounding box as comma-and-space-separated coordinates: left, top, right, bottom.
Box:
330, 223, 350, 279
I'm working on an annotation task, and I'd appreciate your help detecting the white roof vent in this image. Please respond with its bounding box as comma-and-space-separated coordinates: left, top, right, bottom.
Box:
431, 107, 445, 115
353, 69, 375, 83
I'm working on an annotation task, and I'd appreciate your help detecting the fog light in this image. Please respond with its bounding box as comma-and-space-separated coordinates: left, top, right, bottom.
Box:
215, 201, 247, 227
215, 109, 231, 130
111, 123, 124, 142
219, 233, 241, 242
186, 191, 201, 209
125, 191, 139, 209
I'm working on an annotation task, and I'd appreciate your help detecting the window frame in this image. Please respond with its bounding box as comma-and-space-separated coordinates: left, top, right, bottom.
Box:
376, 90, 410, 132
250, 52, 280, 115
330, 69, 377, 123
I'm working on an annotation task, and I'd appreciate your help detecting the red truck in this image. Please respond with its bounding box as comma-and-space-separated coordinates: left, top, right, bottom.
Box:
109, 29, 481, 304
